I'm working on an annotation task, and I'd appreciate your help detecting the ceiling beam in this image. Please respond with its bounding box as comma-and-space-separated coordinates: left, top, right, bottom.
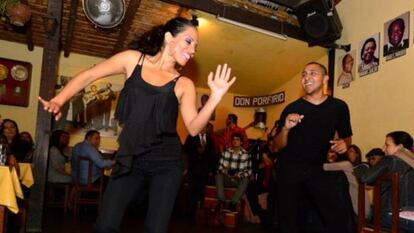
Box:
64, 0, 79, 57
161, 0, 307, 42
112, 0, 142, 54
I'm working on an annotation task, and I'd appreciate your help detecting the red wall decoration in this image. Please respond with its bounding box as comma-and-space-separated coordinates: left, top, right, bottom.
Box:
0, 57, 32, 107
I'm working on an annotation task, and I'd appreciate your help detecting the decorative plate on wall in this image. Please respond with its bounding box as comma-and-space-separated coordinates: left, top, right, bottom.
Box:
11, 65, 28, 81
0, 64, 8, 81
0, 57, 32, 107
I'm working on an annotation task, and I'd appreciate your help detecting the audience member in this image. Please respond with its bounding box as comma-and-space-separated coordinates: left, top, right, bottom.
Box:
365, 148, 385, 167
216, 113, 249, 151
324, 144, 371, 218
354, 131, 414, 232
48, 130, 72, 183
71, 130, 113, 184
0, 119, 33, 167
346, 144, 362, 165
183, 125, 215, 222
19, 131, 34, 162
215, 132, 252, 212
245, 139, 273, 224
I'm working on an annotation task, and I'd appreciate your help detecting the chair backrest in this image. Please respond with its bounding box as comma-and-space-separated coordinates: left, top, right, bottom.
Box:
358, 172, 400, 233
75, 156, 102, 188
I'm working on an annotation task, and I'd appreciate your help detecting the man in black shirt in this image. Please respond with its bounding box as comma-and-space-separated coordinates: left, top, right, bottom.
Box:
272, 62, 353, 233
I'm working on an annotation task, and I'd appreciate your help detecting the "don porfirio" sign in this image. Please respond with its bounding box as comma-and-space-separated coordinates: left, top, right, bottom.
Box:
233, 91, 285, 107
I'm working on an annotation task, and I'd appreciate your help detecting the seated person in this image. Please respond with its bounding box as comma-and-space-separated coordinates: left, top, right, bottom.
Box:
215, 132, 252, 212
1, 119, 33, 168
354, 131, 414, 233
365, 148, 385, 167
71, 130, 113, 184
245, 140, 273, 223
323, 145, 371, 219
48, 130, 72, 183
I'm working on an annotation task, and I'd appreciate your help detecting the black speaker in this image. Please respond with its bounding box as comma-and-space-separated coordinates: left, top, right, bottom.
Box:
294, 0, 343, 44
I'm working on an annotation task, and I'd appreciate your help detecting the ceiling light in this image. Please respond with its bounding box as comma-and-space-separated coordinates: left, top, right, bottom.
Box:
216, 16, 288, 41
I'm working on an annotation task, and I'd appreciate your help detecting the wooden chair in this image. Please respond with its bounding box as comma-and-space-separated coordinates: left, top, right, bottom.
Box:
198, 185, 245, 227
73, 156, 103, 220
45, 182, 70, 213
358, 172, 400, 233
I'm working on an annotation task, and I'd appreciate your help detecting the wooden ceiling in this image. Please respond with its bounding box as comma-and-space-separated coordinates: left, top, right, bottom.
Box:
0, 0, 340, 95
0, 0, 308, 58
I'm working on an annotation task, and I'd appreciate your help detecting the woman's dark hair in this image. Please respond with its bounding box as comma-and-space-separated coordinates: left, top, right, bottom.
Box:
129, 17, 197, 55
0, 119, 20, 144
1, 119, 32, 161
227, 113, 238, 124
50, 130, 69, 155
20, 131, 34, 145
386, 131, 413, 150
347, 144, 362, 165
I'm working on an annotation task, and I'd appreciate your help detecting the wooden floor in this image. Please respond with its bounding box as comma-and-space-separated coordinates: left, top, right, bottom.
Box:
42, 207, 273, 233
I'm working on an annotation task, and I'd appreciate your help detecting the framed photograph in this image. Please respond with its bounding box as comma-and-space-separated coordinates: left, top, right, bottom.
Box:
383, 12, 409, 60
53, 76, 123, 138
358, 33, 380, 77
336, 50, 356, 88
0, 57, 32, 107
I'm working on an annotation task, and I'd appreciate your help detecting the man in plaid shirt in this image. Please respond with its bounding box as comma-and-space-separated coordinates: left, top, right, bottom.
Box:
215, 132, 252, 212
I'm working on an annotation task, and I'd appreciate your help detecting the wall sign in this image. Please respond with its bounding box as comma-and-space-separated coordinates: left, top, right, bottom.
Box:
233, 91, 285, 107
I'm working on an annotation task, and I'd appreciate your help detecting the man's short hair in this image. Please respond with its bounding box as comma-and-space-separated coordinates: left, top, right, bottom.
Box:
85, 130, 100, 140
365, 148, 385, 159
231, 132, 243, 143
306, 62, 327, 75
388, 18, 405, 36
227, 113, 238, 124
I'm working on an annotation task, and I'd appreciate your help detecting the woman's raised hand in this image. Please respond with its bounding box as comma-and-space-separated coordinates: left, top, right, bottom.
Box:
207, 64, 236, 100
38, 97, 62, 121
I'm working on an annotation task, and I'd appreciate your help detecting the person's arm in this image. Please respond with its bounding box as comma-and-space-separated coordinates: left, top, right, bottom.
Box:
217, 151, 228, 175
39, 50, 138, 120
271, 113, 304, 152
323, 160, 353, 172
178, 64, 236, 136
238, 152, 252, 179
353, 157, 390, 183
331, 101, 353, 154
84, 145, 113, 169
330, 137, 352, 154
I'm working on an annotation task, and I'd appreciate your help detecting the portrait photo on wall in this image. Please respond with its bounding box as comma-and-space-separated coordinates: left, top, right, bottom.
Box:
52, 75, 123, 138
383, 11, 410, 60
358, 33, 380, 77
336, 50, 356, 88
196, 92, 215, 121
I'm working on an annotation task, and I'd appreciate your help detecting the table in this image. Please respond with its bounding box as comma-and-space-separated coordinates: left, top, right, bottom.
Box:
0, 164, 33, 233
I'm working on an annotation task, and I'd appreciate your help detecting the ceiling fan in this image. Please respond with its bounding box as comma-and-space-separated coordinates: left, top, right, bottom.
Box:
82, 0, 125, 28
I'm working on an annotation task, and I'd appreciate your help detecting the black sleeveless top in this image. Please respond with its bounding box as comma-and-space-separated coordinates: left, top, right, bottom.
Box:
113, 54, 181, 176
